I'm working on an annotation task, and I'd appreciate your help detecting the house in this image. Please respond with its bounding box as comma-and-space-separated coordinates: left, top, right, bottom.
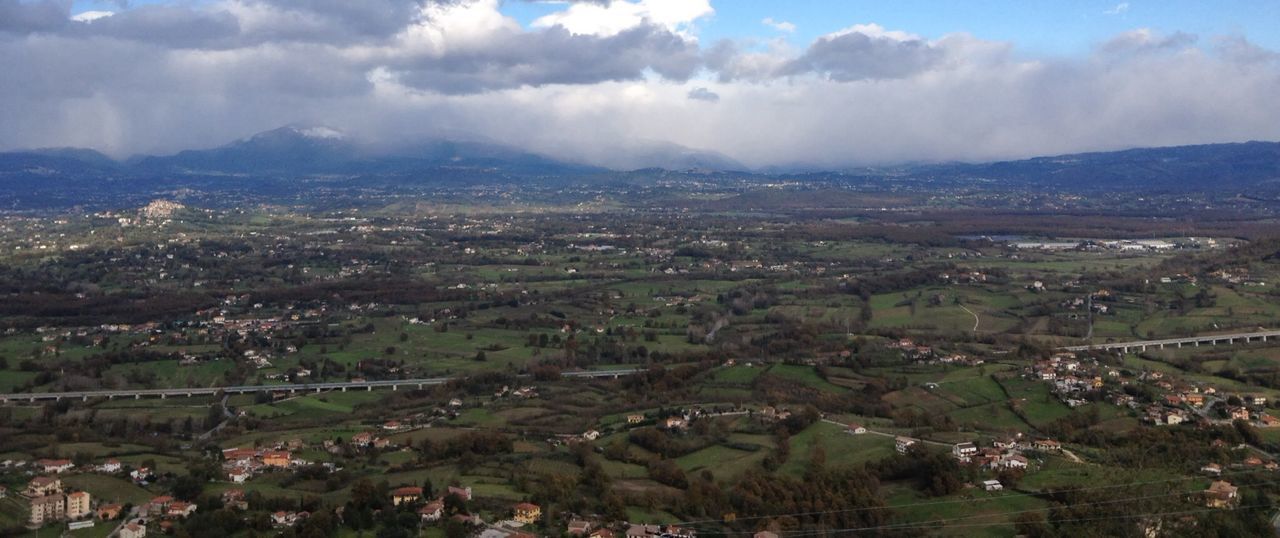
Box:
120, 522, 147, 538
97, 504, 123, 520
262, 451, 291, 468
100, 459, 122, 473
167, 501, 197, 518
1201, 463, 1222, 476
37, 458, 74, 473
26, 476, 63, 497
513, 502, 541, 524
583, 430, 601, 441
391, 486, 424, 506
130, 467, 152, 483
895, 436, 917, 454
626, 414, 645, 424
982, 480, 1004, 491
351, 432, 375, 447
1033, 439, 1061, 452
448, 398, 464, 408
663, 417, 687, 430
221, 489, 248, 511
1229, 407, 1251, 421
567, 519, 594, 535
419, 501, 444, 522
447, 486, 473, 501
952, 442, 978, 461
272, 511, 298, 527
29, 495, 66, 525
383, 420, 403, 431
66, 491, 92, 519
847, 423, 867, 435
1260, 414, 1280, 428
146, 496, 174, 516
1204, 481, 1239, 508
590, 529, 616, 538
222, 448, 257, 462
1001, 455, 1029, 469
0, 485, 6, 498
754, 532, 780, 538
626, 524, 661, 538
227, 467, 252, 483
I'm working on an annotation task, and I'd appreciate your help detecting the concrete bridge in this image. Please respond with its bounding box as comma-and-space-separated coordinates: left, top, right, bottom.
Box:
1060, 329, 1280, 354
0, 368, 641, 404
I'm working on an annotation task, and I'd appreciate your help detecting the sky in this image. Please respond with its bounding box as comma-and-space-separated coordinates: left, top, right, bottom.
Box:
3, 0, 1280, 169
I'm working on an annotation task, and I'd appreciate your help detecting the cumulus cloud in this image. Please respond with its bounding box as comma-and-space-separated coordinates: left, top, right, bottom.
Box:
1, 0, 1279, 170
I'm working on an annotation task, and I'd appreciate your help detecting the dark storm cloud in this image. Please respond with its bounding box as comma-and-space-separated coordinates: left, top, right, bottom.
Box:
784, 29, 944, 81
389, 23, 702, 93
0, 0, 70, 34
76, 5, 240, 48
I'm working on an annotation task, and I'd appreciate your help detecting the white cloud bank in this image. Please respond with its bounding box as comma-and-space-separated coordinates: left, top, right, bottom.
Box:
2, 0, 1279, 169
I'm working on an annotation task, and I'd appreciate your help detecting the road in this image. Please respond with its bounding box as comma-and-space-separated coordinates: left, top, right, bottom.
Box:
1059, 329, 1280, 353
958, 304, 980, 333
0, 368, 642, 403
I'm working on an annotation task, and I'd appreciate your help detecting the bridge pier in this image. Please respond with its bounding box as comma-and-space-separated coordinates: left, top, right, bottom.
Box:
82, 395, 87, 402
316, 388, 321, 393
342, 387, 347, 392
135, 394, 140, 400
417, 383, 423, 389
1177, 342, 1182, 348
366, 386, 372, 391
160, 394, 166, 399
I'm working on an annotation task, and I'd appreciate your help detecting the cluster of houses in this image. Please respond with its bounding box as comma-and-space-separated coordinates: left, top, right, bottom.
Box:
1029, 352, 1280, 430
221, 446, 308, 483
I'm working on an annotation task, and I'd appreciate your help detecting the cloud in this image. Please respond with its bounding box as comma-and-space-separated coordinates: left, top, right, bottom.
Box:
0, 0, 71, 33
532, 0, 712, 37
1, 2, 1279, 171
783, 25, 945, 81
686, 87, 719, 101
1104, 2, 1129, 15
761, 17, 795, 33
1100, 28, 1197, 54
71, 10, 115, 22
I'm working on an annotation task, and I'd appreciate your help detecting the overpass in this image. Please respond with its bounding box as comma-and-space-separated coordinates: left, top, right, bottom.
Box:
0, 368, 642, 404
1060, 329, 1280, 353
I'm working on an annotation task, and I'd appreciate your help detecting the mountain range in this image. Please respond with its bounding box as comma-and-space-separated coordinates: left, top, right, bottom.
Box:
1, 126, 1279, 209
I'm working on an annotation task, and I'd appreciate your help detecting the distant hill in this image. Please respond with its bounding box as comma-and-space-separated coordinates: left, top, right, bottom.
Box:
1, 133, 1279, 209
909, 141, 1280, 190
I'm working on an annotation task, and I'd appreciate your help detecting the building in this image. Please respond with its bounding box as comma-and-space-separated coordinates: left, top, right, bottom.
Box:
419, 501, 444, 522
754, 532, 780, 538
100, 459, 122, 473
391, 486, 423, 506
262, 451, 291, 468
846, 423, 867, 435
627, 414, 645, 424
895, 436, 917, 454
447, 486, 473, 501
97, 504, 124, 520
952, 442, 978, 461
167, 501, 198, 518
120, 522, 147, 538
1204, 481, 1239, 508
567, 519, 593, 535
29, 495, 66, 526
513, 502, 541, 524
982, 480, 1004, 492
37, 458, 74, 473
26, 476, 63, 497
0, 485, 6, 498
66, 491, 92, 519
